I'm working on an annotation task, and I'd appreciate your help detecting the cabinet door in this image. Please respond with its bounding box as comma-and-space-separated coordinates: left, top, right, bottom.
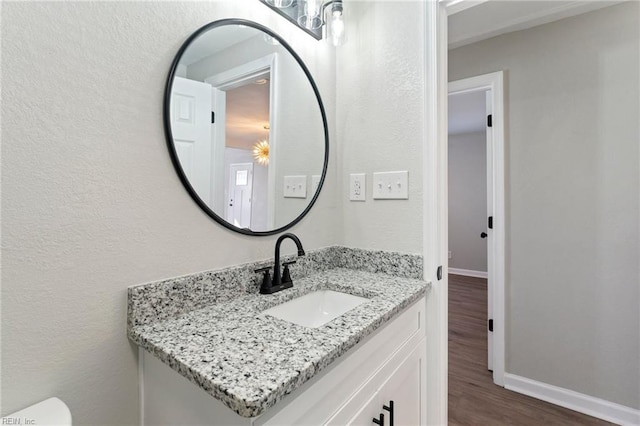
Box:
325, 339, 426, 426
346, 391, 384, 426
324, 377, 379, 426
377, 341, 426, 426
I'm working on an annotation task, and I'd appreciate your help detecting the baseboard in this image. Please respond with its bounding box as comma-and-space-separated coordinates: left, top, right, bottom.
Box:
504, 373, 640, 425
448, 268, 488, 279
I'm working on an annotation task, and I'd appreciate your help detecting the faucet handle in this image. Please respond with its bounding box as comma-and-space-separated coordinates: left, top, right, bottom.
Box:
281, 261, 296, 284
255, 267, 273, 294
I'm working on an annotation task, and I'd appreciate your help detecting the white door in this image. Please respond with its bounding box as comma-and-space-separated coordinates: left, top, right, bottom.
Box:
485, 90, 494, 372
227, 163, 253, 228
170, 77, 213, 205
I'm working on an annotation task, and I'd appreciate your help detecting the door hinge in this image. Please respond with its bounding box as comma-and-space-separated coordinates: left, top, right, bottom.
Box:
488, 319, 494, 332
487, 114, 493, 128
211, 111, 215, 124
437, 265, 443, 281
488, 216, 493, 229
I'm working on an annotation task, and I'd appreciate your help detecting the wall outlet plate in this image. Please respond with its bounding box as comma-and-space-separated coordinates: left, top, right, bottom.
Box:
372, 171, 409, 200
349, 173, 366, 201
284, 175, 307, 198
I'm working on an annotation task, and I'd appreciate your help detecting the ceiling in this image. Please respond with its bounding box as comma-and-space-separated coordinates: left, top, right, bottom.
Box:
225, 78, 270, 151
180, 26, 259, 66
447, 0, 623, 49
448, 90, 486, 135
446, 0, 622, 136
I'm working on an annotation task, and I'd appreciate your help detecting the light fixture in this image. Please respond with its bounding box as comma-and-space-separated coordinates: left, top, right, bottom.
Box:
253, 140, 270, 166
258, 0, 346, 47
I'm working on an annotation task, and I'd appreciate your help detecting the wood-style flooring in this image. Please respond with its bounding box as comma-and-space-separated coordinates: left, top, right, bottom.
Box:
448, 274, 613, 426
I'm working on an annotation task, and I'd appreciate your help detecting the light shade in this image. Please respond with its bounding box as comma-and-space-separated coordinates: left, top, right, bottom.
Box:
253, 140, 270, 166
266, 0, 293, 8
297, 0, 322, 30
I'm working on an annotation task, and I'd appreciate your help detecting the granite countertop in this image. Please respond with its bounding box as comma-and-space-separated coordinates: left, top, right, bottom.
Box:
128, 267, 429, 418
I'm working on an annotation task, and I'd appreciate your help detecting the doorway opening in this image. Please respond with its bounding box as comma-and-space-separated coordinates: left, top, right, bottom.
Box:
217, 74, 270, 230
207, 54, 277, 231
448, 71, 505, 386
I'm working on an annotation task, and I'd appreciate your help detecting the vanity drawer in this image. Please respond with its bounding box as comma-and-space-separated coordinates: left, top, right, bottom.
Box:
256, 296, 426, 426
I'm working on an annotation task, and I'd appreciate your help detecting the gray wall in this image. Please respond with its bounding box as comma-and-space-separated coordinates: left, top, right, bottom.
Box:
1, 2, 337, 423
448, 131, 487, 273
337, 1, 425, 254
449, 2, 639, 409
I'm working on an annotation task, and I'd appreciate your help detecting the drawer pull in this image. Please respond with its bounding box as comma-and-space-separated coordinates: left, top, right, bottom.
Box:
372, 413, 384, 425
383, 401, 394, 426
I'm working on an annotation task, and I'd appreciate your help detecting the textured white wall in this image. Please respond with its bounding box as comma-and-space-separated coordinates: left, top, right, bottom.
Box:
450, 3, 639, 409
336, 1, 425, 254
1, 1, 337, 423
448, 131, 487, 272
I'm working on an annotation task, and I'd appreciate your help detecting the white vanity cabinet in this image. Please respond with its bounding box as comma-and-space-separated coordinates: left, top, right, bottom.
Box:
141, 296, 427, 426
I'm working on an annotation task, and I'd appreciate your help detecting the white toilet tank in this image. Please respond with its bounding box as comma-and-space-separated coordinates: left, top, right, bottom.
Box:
2, 397, 72, 425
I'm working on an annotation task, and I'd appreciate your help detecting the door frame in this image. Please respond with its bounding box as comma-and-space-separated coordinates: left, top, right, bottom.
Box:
206, 53, 278, 230
423, 1, 449, 425
448, 71, 506, 387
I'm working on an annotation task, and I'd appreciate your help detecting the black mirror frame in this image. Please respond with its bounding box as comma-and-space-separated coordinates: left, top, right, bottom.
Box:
163, 18, 329, 236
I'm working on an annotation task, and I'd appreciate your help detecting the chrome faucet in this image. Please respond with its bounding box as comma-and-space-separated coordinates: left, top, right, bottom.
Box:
255, 233, 306, 294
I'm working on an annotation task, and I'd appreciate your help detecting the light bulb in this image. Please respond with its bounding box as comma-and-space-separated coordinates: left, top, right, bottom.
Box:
327, 3, 346, 46
330, 14, 345, 46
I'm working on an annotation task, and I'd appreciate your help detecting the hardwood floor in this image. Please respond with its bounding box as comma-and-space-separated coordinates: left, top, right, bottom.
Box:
448, 274, 613, 426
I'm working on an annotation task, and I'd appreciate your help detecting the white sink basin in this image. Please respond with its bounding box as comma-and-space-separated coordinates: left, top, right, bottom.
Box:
262, 290, 369, 328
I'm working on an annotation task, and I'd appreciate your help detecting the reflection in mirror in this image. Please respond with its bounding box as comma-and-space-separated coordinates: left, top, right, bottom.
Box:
165, 20, 328, 235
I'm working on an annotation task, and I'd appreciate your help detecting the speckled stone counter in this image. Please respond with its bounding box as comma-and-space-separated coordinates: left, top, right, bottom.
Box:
127, 247, 428, 418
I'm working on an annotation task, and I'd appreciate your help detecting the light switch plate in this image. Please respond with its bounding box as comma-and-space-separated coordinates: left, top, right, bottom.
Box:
284, 175, 307, 198
349, 173, 366, 201
372, 171, 409, 200
311, 175, 321, 195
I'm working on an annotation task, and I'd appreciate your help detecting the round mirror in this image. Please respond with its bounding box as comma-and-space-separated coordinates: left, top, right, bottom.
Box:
164, 19, 329, 236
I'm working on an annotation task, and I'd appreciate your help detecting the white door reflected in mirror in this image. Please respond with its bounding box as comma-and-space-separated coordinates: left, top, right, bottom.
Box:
170, 77, 213, 205
227, 163, 255, 229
